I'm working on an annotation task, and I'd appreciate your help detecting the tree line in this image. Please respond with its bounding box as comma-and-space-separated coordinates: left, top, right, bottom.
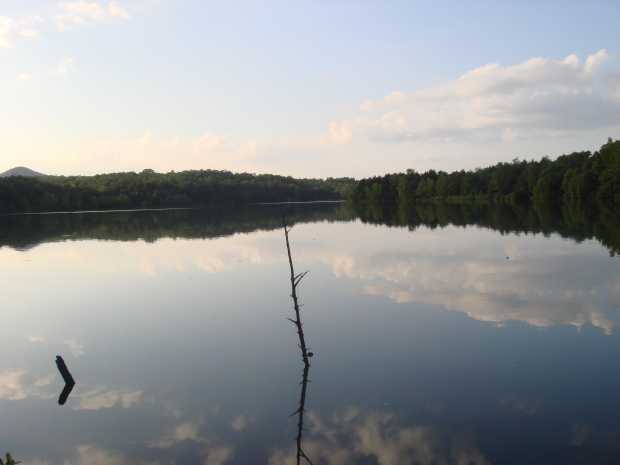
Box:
2, 139, 618, 214
0, 169, 355, 214
350, 138, 620, 211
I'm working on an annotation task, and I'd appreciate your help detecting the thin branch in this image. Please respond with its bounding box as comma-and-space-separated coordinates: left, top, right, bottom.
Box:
283, 218, 315, 465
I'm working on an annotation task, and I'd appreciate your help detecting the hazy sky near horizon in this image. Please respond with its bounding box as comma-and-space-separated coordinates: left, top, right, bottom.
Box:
1, 1, 620, 178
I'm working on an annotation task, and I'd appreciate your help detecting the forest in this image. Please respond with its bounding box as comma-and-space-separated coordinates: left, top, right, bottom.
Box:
0, 169, 354, 214
350, 138, 620, 211
1, 139, 618, 215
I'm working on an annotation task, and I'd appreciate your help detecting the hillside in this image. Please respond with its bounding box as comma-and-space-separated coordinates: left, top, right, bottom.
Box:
0, 167, 45, 178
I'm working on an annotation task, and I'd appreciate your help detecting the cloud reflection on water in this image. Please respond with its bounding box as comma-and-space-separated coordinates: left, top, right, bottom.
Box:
6, 220, 615, 335
269, 407, 489, 465
2, 211, 619, 465
318, 224, 620, 334
0, 369, 55, 401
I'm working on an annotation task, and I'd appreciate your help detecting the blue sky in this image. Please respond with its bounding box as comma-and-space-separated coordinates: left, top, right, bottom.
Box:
1, 1, 619, 177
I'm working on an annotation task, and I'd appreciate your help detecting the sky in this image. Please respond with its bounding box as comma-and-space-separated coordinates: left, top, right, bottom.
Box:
1, 0, 619, 178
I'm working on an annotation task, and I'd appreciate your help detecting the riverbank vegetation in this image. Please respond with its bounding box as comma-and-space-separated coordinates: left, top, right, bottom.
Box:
0, 169, 354, 214
2, 139, 618, 216
351, 139, 620, 211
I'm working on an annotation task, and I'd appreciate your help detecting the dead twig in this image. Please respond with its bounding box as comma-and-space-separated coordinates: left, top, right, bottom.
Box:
283, 220, 315, 465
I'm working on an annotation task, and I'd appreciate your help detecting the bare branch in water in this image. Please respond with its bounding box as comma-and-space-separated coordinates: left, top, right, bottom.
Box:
284, 223, 312, 366
283, 220, 315, 465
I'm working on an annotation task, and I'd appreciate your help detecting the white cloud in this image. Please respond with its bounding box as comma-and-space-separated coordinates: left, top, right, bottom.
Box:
0, 369, 55, 400
53, 57, 76, 77
1, 2, 130, 50
0, 370, 30, 400
585, 49, 609, 75
0, 15, 43, 48
77, 388, 143, 410
22, 445, 161, 465
204, 447, 234, 465
230, 414, 252, 432
66, 445, 125, 465
322, 121, 353, 145
59, 444, 162, 465
269, 407, 488, 465
56, 1, 130, 30
64, 337, 85, 356
326, 50, 619, 145
108, 1, 131, 20
150, 420, 203, 448
149, 419, 234, 465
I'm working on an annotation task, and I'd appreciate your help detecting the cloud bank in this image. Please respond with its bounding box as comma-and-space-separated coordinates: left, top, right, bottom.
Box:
56, 1, 130, 30
326, 50, 620, 145
0, 15, 43, 48
0, 1, 130, 50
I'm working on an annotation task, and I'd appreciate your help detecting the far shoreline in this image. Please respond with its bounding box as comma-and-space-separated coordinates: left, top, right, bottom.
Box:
1, 200, 345, 217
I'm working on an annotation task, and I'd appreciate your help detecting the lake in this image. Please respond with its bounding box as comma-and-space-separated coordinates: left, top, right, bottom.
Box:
1, 203, 619, 465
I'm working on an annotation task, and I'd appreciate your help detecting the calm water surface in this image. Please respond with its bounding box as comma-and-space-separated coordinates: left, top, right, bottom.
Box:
1, 205, 619, 465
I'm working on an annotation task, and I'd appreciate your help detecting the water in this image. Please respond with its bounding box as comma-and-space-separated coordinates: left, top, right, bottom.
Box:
1, 204, 619, 465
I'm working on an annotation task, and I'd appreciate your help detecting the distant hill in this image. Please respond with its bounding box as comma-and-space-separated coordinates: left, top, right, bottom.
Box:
0, 167, 45, 178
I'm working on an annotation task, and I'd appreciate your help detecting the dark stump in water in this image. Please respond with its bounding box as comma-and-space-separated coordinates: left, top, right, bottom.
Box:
55, 355, 76, 405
